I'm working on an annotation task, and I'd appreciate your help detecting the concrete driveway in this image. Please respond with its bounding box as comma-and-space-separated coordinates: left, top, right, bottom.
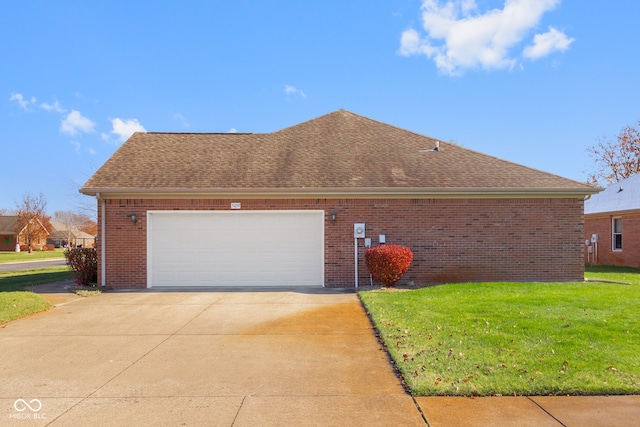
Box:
0, 287, 425, 426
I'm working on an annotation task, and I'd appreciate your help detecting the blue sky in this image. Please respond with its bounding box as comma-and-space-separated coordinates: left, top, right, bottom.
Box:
2, 0, 639, 215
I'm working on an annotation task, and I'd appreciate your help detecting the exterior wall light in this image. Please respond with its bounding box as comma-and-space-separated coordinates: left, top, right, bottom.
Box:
331, 210, 336, 223
130, 212, 137, 224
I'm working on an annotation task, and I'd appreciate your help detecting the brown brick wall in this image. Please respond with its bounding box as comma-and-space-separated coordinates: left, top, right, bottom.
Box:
97, 197, 585, 288
0, 235, 16, 251
584, 213, 640, 268
0, 234, 46, 251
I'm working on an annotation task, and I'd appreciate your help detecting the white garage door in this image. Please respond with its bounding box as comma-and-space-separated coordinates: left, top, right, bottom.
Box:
147, 210, 324, 287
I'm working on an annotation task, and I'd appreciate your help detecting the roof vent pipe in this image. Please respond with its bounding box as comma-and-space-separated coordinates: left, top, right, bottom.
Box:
419, 140, 440, 153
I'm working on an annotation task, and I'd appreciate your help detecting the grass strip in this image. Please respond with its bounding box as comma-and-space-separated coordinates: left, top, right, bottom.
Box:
0, 249, 66, 263
0, 266, 73, 323
584, 265, 640, 285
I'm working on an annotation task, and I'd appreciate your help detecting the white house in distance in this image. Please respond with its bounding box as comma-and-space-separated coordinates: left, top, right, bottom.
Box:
584, 173, 640, 268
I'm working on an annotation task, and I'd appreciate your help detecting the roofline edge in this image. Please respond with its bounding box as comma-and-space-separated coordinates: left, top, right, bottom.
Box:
79, 187, 599, 199
585, 208, 640, 217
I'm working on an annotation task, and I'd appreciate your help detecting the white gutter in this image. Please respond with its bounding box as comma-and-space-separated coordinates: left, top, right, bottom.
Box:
97, 192, 106, 287
80, 186, 601, 199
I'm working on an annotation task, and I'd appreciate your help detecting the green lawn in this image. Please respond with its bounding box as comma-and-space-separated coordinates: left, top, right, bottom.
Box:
359, 267, 640, 396
0, 266, 73, 324
0, 249, 66, 263
584, 264, 640, 284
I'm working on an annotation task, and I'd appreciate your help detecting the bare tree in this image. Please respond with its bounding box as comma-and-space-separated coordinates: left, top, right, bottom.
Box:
587, 120, 640, 186
53, 211, 79, 247
52, 211, 97, 245
15, 192, 51, 252
66, 161, 98, 221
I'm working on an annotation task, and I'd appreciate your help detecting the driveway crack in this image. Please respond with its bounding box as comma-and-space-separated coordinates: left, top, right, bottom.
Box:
230, 395, 247, 426
526, 396, 567, 426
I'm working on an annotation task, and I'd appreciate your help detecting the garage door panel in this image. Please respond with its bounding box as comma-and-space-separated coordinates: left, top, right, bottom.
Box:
148, 210, 323, 287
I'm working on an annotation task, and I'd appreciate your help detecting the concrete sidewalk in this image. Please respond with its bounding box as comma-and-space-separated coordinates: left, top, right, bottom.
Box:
416, 395, 640, 426
2, 284, 639, 426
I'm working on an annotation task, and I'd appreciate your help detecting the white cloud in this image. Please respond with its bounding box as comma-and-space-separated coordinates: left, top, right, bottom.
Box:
460, 0, 477, 15
40, 99, 66, 113
61, 110, 96, 136
110, 118, 146, 142
523, 26, 574, 60
10, 93, 67, 113
285, 84, 307, 98
9, 93, 36, 110
399, 0, 572, 75
228, 128, 237, 133
399, 28, 438, 57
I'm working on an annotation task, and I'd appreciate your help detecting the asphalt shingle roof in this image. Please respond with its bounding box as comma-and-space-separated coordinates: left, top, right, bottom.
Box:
49, 221, 95, 240
80, 109, 597, 197
585, 173, 640, 215
0, 216, 17, 234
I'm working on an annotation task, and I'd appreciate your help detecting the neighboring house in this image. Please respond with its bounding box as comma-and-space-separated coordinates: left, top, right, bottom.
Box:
584, 173, 640, 268
0, 216, 49, 251
48, 221, 96, 248
80, 109, 598, 289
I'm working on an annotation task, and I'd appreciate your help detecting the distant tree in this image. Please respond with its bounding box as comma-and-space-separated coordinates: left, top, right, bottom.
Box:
586, 120, 640, 186
77, 214, 97, 236
15, 192, 51, 252
53, 210, 97, 242
53, 211, 80, 247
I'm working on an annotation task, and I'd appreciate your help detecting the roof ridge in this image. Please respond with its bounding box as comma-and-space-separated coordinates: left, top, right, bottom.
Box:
269, 109, 352, 134
143, 132, 254, 135
271, 109, 441, 142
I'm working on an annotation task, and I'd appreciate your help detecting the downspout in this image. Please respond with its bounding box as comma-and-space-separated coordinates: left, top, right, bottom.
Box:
97, 193, 106, 287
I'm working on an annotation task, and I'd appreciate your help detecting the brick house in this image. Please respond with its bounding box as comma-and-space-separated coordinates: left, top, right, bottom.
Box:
80, 110, 597, 289
48, 221, 96, 248
0, 216, 49, 252
584, 173, 640, 268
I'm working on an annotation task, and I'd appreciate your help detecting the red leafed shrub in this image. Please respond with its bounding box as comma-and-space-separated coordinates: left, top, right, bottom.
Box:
64, 248, 98, 287
365, 244, 413, 286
